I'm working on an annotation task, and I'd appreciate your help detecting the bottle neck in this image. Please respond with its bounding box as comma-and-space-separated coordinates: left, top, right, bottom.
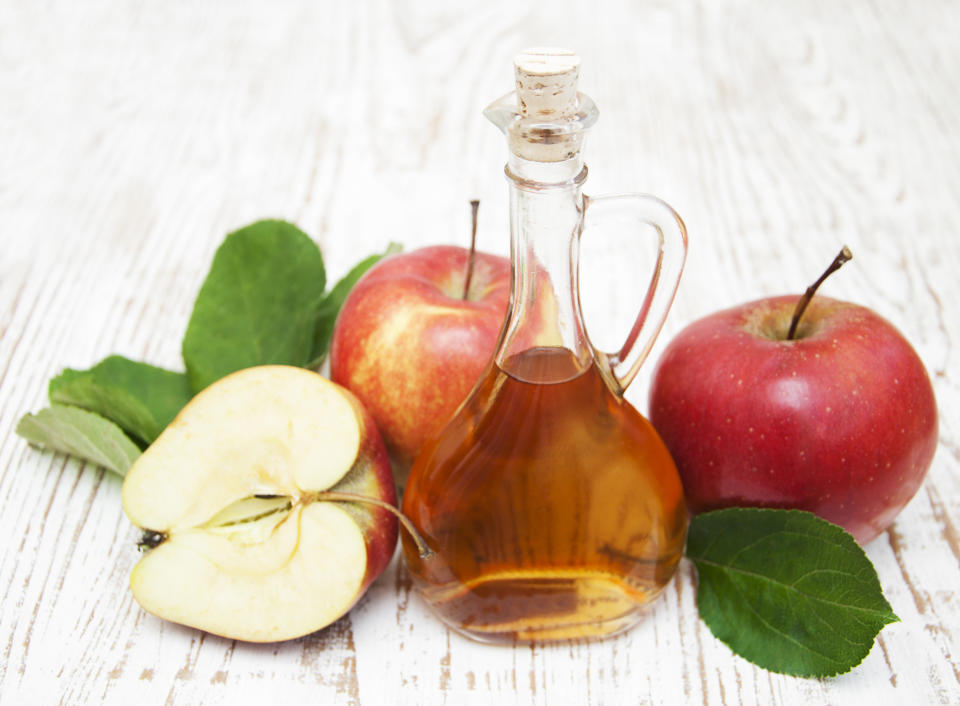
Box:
495, 154, 593, 382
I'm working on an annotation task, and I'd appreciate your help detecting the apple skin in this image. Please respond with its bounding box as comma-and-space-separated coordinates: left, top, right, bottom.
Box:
332, 387, 400, 597
648, 295, 938, 545
330, 245, 510, 470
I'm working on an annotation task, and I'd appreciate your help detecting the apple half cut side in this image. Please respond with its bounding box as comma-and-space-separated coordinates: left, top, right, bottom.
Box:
121, 366, 399, 642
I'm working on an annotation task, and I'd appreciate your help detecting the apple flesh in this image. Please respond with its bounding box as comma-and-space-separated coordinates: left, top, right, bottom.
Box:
649, 295, 938, 545
330, 245, 510, 471
122, 365, 398, 642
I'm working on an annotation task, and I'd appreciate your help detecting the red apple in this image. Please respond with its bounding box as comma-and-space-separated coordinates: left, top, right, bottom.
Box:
330, 245, 511, 471
649, 294, 938, 545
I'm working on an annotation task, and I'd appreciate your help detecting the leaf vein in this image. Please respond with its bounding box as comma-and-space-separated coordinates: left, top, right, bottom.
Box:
724, 573, 849, 668
695, 557, 893, 619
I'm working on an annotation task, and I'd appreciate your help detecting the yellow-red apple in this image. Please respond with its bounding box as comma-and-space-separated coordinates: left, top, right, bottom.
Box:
122, 366, 398, 642
329, 246, 510, 470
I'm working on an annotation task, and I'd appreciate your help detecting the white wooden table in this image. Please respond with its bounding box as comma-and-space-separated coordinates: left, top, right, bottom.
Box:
2, 1, 958, 703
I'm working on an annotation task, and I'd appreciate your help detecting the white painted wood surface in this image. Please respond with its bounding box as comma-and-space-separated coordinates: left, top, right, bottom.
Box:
2, 0, 958, 703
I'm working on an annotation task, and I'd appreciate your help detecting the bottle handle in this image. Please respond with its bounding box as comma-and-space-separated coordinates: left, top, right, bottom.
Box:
581, 193, 688, 396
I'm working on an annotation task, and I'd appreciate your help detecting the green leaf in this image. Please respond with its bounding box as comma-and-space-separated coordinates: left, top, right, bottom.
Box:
16, 405, 141, 476
182, 220, 327, 393
686, 508, 899, 678
49, 355, 192, 445
307, 242, 402, 368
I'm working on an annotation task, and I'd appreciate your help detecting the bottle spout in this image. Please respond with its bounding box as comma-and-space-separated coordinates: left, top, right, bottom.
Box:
482, 91, 521, 136
484, 48, 599, 163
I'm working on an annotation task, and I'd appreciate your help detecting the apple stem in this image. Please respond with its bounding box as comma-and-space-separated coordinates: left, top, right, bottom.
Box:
786, 246, 853, 340
462, 199, 480, 300
313, 491, 435, 559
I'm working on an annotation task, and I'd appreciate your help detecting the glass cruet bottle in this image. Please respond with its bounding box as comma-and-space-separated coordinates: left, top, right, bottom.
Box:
401, 48, 689, 644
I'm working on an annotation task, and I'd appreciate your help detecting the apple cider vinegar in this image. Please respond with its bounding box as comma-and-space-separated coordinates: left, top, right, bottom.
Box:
401, 49, 689, 643
402, 347, 687, 642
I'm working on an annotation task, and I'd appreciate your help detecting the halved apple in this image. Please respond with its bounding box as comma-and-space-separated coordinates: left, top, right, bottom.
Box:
122, 365, 399, 642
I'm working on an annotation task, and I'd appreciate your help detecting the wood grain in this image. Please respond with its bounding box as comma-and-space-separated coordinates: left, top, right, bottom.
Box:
1, 0, 958, 703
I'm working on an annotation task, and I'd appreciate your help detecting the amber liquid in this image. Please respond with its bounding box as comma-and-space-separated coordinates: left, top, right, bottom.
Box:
401, 346, 688, 644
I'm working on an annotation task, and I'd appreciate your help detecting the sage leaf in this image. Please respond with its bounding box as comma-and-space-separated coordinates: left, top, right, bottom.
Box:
687, 508, 899, 678
182, 220, 326, 393
16, 405, 141, 476
49, 356, 191, 445
308, 242, 402, 367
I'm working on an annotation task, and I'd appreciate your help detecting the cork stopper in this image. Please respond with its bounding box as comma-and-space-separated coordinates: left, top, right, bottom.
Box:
484, 47, 597, 165
514, 48, 581, 120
